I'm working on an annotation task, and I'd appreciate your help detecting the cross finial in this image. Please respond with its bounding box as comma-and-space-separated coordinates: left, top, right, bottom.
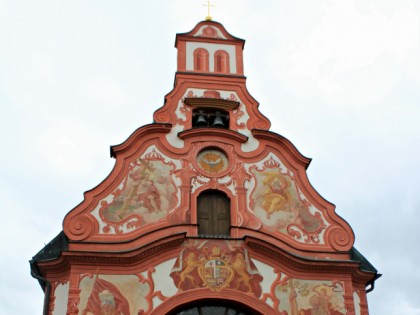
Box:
202, 0, 215, 21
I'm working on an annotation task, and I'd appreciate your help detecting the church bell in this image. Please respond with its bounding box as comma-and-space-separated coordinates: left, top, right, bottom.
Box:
212, 111, 225, 127
196, 110, 208, 127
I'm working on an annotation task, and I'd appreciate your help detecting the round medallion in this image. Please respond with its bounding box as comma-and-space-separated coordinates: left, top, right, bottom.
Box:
197, 149, 229, 174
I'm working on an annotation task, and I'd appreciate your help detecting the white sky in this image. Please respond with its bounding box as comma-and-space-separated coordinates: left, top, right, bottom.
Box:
1, 0, 419, 314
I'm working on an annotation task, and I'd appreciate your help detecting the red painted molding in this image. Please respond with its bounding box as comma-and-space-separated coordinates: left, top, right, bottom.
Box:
252, 129, 312, 169
153, 73, 271, 131
110, 123, 172, 158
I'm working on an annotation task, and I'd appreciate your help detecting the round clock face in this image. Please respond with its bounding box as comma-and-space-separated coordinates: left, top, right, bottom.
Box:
197, 149, 229, 174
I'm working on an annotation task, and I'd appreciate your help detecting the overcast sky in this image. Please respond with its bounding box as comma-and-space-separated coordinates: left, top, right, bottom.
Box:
1, 1, 419, 314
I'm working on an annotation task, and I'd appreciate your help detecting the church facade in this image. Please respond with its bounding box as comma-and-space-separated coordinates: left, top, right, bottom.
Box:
31, 20, 379, 315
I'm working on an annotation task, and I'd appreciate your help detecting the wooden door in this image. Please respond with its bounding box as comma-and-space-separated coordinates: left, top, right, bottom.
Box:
197, 191, 230, 236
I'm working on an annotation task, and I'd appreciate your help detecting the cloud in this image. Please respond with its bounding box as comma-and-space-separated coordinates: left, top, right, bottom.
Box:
85, 75, 130, 104
394, 300, 420, 315
268, 0, 420, 106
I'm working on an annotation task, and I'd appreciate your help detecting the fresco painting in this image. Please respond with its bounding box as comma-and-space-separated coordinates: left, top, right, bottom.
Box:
170, 240, 263, 297
98, 148, 179, 230
79, 274, 149, 315
276, 278, 346, 315
248, 156, 326, 243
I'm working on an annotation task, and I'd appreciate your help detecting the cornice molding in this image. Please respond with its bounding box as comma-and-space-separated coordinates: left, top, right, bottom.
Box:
246, 237, 376, 283
178, 127, 248, 142
37, 234, 186, 275
252, 129, 312, 169
110, 123, 172, 158
184, 97, 240, 110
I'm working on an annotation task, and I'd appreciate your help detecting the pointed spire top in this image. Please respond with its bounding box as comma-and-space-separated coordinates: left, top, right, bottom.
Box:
202, 0, 215, 21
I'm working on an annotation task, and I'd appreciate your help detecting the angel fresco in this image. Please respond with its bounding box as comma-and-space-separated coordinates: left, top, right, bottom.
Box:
117, 170, 161, 218
99, 149, 178, 228
261, 171, 293, 217
249, 159, 325, 242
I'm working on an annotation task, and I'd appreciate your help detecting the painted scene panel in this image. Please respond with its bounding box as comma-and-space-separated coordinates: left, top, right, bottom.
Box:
248, 156, 327, 243
97, 148, 179, 232
78, 274, 149, 315
276, 278, 346, 315
170, 240, 263, 298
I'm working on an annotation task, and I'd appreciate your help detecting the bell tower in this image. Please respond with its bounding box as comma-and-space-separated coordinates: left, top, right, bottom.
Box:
31, 20, 379, 315
175, 20, 244, 75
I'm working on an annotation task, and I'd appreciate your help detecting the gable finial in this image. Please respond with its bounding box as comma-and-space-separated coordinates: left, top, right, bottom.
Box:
202, 0, 215, 21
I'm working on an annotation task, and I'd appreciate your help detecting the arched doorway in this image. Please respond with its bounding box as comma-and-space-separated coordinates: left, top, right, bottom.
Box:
150, 290, 274, 315
197, 190, 230, 237
171, 303, 250, 315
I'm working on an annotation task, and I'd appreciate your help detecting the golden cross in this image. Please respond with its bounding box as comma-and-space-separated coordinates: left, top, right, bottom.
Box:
202, 0, 215, 21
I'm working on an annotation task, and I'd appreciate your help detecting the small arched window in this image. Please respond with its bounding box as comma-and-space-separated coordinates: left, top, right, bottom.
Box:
214, 50, 230, 73
194, 48, 209, 72
197, 190, 230, 237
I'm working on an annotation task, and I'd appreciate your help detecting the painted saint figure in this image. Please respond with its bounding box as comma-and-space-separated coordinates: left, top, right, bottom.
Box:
99, 150, 179, 226
131, 172, 161, 212
261, 171, 292, 218
117, 170, 161, 219
308, 288, 343, 315
82, 276, 130, 315
285, 283, 344, 315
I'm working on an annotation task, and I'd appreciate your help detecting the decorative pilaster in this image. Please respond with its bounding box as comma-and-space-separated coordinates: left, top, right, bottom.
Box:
66, 273, 81, 315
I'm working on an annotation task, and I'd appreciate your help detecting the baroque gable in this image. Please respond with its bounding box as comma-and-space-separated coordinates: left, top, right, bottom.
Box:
32, 19, 378, 315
